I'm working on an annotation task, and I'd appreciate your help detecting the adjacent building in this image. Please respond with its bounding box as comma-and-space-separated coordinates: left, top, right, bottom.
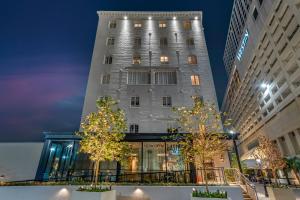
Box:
222, 0, 300, 164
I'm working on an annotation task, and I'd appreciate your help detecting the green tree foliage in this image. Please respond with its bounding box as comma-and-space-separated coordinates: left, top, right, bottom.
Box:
284, 156, 300, 184
77, 97, 130, 185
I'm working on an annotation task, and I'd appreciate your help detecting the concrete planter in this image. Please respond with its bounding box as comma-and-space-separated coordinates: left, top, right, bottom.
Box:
71, 189, 116, 200
191, 197, 227, 200
191, 194, 227, 200
267, 187, 295, 200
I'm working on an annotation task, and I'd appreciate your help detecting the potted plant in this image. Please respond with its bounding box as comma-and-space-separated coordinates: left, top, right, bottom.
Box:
73, 97, 131, 200
191, 189, 228, 200
72, 186, 116, 200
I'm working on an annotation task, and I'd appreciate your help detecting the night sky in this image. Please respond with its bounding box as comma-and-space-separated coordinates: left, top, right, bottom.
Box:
0, 0, 233, 142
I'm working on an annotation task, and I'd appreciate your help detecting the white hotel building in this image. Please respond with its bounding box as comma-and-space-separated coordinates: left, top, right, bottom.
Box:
222, 0, 300, 163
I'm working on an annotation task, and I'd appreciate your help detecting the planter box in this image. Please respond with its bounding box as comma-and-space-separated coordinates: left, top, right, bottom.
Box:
71, 189, 116, 200
191, 194, 227, 200
267, 187, 295, 200
191, 197, 227, 200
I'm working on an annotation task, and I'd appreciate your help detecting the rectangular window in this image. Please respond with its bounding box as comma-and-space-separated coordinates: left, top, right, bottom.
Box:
160, 37, 168, 48
188, 55, 197, 64
109, 21, 116, 29
104, 55, 113, 64
160, 56, 169, 64
183, 21, 192, 30
127, 71, 151, 85
162, 96, 172, 107
154, 71, 177, 85
191, 75, 200, 85
159, 21, 167, 28
186, 38, 195, 47
129, 124, 139, 133
132, 55, 141, 65
131, 96, 140, 107
101, 74, 110, 84
253, 8, 258, 20
134, 23, 142, 28
134, 37, 141, 48
107, 37, 115, 46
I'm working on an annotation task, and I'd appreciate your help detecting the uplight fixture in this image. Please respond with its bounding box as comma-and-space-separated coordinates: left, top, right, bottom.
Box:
124, 16, 128, 20
173, 16, 176, 20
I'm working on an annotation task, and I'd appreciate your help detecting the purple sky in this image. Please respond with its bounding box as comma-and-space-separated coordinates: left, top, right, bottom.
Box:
0, 0, 232, 142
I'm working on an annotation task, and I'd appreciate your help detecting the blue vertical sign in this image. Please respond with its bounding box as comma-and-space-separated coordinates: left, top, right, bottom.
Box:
236, 30, 249, 61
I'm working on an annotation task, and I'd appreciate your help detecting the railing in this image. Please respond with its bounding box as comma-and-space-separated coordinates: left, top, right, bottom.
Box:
225, 168, 258, 200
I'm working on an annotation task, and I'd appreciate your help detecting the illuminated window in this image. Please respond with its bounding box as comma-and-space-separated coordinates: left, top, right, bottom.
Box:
106, 37, 115, 46
160, 37, 168, 47
159, 21, 167, 28
162, 96, 172, 107
191, 75, 200, 85
131, 96, 140, 107
186, 38, 195, 47
104, 55, 113, 64
188, 55, 197, 64
183, 21, 192, 30
101, 74, 110, 84
134, 22, 142, 28
109, 21, 116, 29
129, 124, 139, 133
134, 37, 141, 48
160, 56, 169, 64
132, 55, 141, 65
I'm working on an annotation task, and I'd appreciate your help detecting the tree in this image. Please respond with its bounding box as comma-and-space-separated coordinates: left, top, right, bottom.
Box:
254, 135, 286, 185
284, 156, 300, 184
173, 98, 228, 192
230, 152, 247, 171
77, 97, 130, 185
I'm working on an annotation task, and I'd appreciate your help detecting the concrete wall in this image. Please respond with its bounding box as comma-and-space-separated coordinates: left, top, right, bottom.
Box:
0, 185, 243, 200
0, 143, 43, 181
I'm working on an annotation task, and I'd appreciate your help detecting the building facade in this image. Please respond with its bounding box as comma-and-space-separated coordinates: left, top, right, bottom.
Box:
222, 0, 300, 164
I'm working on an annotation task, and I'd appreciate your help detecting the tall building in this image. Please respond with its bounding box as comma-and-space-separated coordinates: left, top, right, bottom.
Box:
222, 0, 300, 165
79, 11, 228, 172
223, 0, 253, 75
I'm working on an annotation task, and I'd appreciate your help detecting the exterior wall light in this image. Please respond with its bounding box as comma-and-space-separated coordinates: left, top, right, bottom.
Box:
124, 16, 128, 20
148, 16, 152, 20
194, 16, 198, 20
260, 83, 268, 89
173, 16, 176, 20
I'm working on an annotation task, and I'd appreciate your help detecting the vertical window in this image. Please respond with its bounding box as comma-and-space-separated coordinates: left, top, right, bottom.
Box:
132, 55, 141, 65
101, 74, 110, 84
104, 55, 113, 64
160, 37, 168, 48
127, 71, 151, 85
162, 96, 172, 107
258, 0, 263, 5
109, 21, 116, 29
154, 71, 177, 85
129, 124, 139, 133
159, 21, 167, 28
188, 55, 197, 64
186, 38, 195, 47
183, 21, 192, 30
134, 37, 141, 48
191, 75, 200, 85
160, 56, 169, 64
131, 96, 140, 107
134, 22, 142, 28
253, 8, 258, 20
107, 37, 115, 46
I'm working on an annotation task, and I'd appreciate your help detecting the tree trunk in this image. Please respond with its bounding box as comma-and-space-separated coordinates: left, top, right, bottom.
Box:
94, 161, 100, 186
203, 161, 209, 193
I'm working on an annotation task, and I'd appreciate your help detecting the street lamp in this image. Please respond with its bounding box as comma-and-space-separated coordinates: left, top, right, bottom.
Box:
256, 159, 269, 197
229, 130, 243, 173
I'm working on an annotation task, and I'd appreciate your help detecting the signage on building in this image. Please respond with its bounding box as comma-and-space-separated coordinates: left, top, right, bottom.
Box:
236, 29, 249, 61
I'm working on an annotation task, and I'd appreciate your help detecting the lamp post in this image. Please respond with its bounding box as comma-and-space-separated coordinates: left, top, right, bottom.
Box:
256, 159, 269, 197
229, 130, 243, 173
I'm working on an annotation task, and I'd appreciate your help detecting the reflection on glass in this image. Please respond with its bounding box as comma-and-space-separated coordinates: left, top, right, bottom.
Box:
167, 142, 185, 171
143, 142, 165, 172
